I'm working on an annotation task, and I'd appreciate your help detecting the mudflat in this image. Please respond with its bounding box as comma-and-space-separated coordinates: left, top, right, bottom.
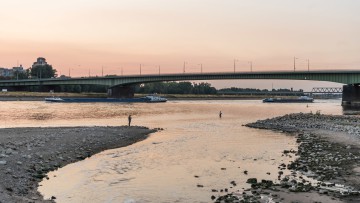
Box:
0, 126, 155, 202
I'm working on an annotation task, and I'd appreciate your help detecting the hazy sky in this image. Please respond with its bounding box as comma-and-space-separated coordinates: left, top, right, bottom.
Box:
0, 0, 359, 90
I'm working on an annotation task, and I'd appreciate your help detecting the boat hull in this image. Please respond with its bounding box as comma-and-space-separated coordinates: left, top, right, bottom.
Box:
263, 98, 313, 103
45, 97, 150, 103
45, 95, 168, 103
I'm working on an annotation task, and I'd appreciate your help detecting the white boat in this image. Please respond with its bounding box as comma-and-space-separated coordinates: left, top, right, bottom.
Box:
145, 95, 167, 103
45, 97, 64, 102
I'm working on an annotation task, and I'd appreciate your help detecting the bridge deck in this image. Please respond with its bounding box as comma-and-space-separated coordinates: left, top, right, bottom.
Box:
0, 70, 359, 87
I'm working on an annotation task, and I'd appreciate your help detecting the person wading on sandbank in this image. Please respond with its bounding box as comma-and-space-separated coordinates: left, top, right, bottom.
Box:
219, 111, 222, 118
128, 115, 132, 126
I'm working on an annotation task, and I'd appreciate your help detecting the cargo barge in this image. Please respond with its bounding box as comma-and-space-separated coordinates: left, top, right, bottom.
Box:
45, 95, 167, 103
263, 96, 314, 103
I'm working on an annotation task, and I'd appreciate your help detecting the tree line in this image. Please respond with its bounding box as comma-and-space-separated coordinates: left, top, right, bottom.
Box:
218, 87, 304, 93
136, 82, 217, 94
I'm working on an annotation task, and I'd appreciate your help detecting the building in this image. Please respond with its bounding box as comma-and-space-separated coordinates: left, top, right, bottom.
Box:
0, 68, 14, 77
12, 64, 25, 72
0, 65, 26, 78
32, 57, 47, 68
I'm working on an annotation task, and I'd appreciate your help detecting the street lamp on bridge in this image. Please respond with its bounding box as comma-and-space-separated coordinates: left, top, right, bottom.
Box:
294, 57, 310, 72
307, 59, 310, 72
198, 63, 203, 73
183, 61, 187, 74
293, 57, 298, 72
234, 59, 238, 73
248, 61, 253, 72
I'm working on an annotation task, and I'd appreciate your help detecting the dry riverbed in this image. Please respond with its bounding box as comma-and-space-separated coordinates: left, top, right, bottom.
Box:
0, 126, 156, 202
214, 113, 360, 203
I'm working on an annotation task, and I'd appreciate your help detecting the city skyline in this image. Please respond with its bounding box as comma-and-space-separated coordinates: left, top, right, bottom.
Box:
1, 0, 359, 90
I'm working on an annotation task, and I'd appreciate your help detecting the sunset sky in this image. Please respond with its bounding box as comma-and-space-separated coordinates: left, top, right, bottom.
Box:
0, 0, 359, 90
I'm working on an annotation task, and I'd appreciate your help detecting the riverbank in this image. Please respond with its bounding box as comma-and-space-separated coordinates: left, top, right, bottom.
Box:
0, 92, 107, 101
0, 91, 318, 101
215, 113, 360, 202
0, 126, 156, 202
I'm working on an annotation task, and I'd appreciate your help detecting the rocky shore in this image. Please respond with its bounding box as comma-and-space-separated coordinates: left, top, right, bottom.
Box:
215, 113, 360, 203
0, 126, 156, 202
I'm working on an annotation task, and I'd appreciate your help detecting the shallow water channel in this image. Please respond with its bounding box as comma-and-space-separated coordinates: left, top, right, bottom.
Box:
0, 99, 343, 202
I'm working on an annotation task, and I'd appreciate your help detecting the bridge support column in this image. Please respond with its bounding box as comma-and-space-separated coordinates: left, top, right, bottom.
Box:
107, 85, 135, 98
342, 84, 360, 108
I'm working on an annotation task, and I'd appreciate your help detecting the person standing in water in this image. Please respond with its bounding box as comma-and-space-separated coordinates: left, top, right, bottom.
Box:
128, 115, 132, 126
219, 111, 222, 118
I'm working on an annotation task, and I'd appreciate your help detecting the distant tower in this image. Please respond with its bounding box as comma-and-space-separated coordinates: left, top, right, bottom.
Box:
32, 57, 48, 68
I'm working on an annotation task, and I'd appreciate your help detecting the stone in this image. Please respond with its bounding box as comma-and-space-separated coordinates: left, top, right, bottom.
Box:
246, 178, 257, 184
0, 160, 7, 165
319, 189, 328, 194
5, 148, 13, 155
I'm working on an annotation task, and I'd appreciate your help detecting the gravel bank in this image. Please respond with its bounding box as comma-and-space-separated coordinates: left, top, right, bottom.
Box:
0, 126, 156, 202
214, 113, 360, 203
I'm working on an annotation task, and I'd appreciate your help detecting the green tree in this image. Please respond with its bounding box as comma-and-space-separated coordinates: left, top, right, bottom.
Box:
30, 64, 57, 78
12, 70, 29, 80
136, 81, 217, 95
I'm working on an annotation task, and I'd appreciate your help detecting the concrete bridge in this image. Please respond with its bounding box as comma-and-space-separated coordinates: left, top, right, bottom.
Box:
0, 70, 359, 107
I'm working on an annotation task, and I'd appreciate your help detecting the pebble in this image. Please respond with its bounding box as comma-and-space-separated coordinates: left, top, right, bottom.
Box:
5, 148, 13, 155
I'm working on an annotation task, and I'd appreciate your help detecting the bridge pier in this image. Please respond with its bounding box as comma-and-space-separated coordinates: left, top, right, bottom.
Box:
107, 85, 135, 98
342, 84, 360, 108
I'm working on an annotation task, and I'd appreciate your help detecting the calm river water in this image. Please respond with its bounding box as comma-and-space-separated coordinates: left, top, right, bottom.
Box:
0, 99, 344, 202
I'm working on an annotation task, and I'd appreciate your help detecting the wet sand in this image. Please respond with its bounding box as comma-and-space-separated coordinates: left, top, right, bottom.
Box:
0, 126, 156, 202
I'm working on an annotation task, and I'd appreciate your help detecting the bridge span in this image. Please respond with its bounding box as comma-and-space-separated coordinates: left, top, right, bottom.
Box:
0, 70, 360, 107
0, 70, 359, 87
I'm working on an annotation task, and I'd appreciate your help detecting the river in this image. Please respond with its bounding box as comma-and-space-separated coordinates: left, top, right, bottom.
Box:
0, 99, 344, 202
